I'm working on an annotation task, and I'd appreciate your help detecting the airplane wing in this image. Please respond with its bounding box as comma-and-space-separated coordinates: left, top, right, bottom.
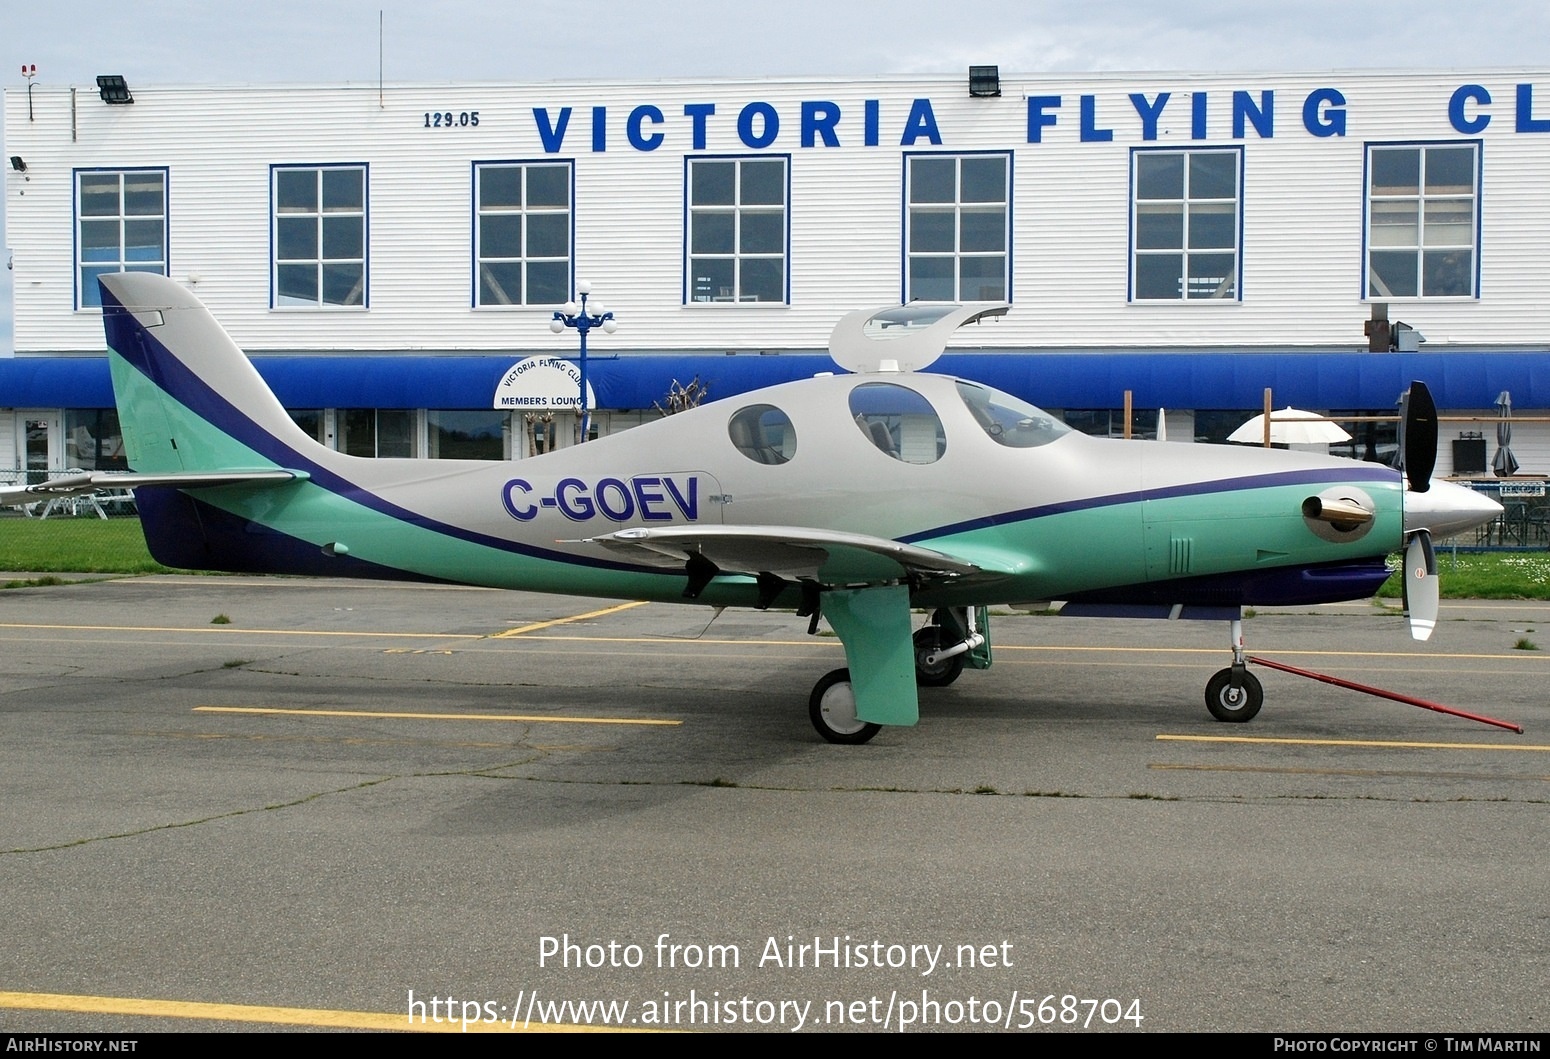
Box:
584, 524, 1006, 587
0, 470, 302, 508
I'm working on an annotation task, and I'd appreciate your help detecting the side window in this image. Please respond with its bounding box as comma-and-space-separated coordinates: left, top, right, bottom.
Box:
686, 156, 788, 304
475, 161, 573, 306
1366, 142, 1479, 298
1130, 148, 1241, 300
849, 382, 945, 464
75, 168, 168, 309
956, 381, 1068, 448
728, 404, 796, 464
273, 164, 367, 308
904, 153, 1009, 302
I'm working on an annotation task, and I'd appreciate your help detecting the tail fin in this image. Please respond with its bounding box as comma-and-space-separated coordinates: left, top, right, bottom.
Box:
99, 272, 328, 474
98, 273, 343, 572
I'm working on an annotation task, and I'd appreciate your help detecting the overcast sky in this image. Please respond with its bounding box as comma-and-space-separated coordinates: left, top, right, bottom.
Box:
5, 0, 1549, 351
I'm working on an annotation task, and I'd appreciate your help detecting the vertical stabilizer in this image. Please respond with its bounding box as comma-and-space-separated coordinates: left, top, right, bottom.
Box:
98, 273, 325, 474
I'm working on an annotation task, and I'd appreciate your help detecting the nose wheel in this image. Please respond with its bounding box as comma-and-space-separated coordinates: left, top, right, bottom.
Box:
809, 668, 882, 745
1204, 613, 1262, 722
1205, 667, 1263, 722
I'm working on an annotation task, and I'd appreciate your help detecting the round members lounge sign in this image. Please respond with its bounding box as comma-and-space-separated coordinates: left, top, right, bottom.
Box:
493, 357, 596, 410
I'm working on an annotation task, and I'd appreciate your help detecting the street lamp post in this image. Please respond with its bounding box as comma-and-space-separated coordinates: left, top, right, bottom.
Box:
548, 280, 617, 444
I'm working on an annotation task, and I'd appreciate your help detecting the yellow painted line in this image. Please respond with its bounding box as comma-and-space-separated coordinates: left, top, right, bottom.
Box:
0, 990, 631, 1032
1157, 734, 1550, 752
507, 633, 1545, 664
1150, 762, 1550, 781
493, 600, 650, 637
0, 622, 474, 639
195, 706, 679, 727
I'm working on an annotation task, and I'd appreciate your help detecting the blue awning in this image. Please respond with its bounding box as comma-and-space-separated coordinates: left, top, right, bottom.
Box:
4, 349, 1548, 411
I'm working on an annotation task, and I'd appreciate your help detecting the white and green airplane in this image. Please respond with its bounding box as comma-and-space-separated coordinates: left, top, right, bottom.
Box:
4, 273, 1501, 743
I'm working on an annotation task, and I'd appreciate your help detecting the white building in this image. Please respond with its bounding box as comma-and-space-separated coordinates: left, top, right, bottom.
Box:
5, 68, 1549, 483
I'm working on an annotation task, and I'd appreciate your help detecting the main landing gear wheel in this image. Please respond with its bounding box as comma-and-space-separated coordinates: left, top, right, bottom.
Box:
913, 626, 965, 687
1205, 667, 1263, 723
809, 668, 882, 745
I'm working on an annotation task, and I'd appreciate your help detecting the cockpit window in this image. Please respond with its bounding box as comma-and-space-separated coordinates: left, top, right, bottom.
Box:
956, 381, 1069, 448
849, 382, 945, 464
728, 404, 796, 464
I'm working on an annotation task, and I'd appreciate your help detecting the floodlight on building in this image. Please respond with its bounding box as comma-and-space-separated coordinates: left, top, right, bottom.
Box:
96, 75, 133, 105
9, 156, 26, 174
968, 66, 1001, 98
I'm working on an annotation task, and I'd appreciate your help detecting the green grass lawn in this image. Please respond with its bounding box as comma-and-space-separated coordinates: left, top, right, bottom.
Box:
0, 516, 173, 574
4, 515, 1550, 598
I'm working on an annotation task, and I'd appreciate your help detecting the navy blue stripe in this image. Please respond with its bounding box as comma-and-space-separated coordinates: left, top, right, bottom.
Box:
901, 466, 1398, 543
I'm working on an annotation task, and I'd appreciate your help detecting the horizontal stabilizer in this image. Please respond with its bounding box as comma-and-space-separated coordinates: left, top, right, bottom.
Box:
0, 470, 302, 508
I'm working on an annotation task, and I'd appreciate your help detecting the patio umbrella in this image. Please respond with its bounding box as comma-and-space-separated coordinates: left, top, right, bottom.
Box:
1227, 408, 1352, 446
1493, 390, 1520, 477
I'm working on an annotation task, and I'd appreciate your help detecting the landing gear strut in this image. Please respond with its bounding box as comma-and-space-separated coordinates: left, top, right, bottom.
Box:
913, 607, 982, 687
1205, 614, 1262, 722
808, 668, 882, 745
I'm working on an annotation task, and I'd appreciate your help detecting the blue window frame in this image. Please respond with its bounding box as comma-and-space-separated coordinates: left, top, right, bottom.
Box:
74, 168, 168, 309
1129, 147, 1242, 301
685, 155, 789, 304
271, 164, 368, 308
474, 160, 573, 307
1364, 141, 1480, 299
903, 152, 1010, 303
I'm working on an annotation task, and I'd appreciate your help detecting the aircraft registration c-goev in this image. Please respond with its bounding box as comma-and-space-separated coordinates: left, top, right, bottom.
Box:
4, 273, 1503, 743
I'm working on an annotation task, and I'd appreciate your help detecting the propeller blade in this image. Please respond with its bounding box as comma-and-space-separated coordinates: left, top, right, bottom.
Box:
1403, 382, 1438, 493
1403, 530, 1439, 641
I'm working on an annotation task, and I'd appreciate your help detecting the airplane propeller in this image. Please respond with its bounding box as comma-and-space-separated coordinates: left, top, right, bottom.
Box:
1397, 381, 1442, 641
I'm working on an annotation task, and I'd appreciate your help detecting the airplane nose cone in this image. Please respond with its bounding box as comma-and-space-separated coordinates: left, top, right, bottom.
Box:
1403, 480, 1503, 539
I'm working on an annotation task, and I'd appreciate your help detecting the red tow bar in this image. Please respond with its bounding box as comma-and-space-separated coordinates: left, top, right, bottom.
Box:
1247, 655, 1525, 734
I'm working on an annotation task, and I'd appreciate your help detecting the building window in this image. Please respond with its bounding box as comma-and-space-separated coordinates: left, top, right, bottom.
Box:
904, 153, 1009, 302
686, 156, 788, 304
428, 410, 508, 460
1130, 149, 1240, 301
272, 165, 367, 308
1366, 142, 1479, 299
75, 169, 167, 309
340, 409, 417, 458
475, 162, 572, 306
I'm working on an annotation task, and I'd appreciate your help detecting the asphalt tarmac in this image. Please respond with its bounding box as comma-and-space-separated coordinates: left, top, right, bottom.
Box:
1, 574, 1546, 1034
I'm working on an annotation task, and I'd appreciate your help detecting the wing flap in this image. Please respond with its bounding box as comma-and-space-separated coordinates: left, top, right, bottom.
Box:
585, 525, 996, 586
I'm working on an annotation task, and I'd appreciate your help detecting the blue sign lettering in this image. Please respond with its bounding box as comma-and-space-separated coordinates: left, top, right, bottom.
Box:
1079, 95, 1113, 142
801, 100, 842, 148
1129, 93, 1169, 141
592, 105, 607, 152
684, 102, 716, 150
1516, 83, 1550, 133
627, 104, 665, 151
1233, 90, 1273, 139
1448, 84, 1491, 134
534, 107, 571, 153
1192, 92, 1209, 140
1027, 95, 1061, 143
900, 98, 941, 146
739, 101, 779, 149
1302, 87, 1346, 137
